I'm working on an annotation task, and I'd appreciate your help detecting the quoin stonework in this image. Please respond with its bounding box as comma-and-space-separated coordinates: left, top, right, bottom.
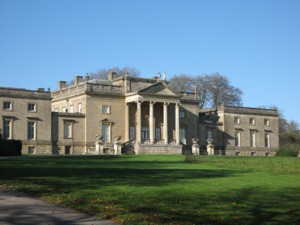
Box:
0, 72, 279, 156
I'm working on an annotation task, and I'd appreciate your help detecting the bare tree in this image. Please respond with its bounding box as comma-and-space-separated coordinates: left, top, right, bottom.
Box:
168, 74, 194, 92
206, 73, 243, 107
169, 73, 243, 108
89, 66, 140, 80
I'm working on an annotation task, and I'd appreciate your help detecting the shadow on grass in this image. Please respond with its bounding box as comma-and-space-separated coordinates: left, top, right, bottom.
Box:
1, 156, 299, 224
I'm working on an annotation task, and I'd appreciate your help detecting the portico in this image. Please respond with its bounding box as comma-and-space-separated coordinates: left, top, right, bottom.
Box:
124, 82, 182, 154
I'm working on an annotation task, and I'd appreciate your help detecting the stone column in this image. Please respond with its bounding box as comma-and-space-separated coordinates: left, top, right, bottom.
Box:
136, 100, 142, 144
125, 103, 129, 141
163, 102, 169, 145
175, 103, 180, 145
149, 101, 155, 144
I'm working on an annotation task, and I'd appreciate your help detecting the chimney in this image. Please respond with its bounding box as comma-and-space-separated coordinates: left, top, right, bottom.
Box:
124, 76, 131, 93
85, 73, 89, 81
36, 88, 45, 92
108, 71, 117, 81
74, 75, 83, 86
58, 81, 67, 90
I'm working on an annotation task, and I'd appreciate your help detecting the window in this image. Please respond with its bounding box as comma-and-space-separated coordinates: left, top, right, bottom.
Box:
234, 131, 241, 147
102, 105, 110, 114
78, 103, 82, 113
27, 121, 35, 140
250, 130, 256, 147
207, 130, 213, 140
249, 118, 255, 125
265, 132, 270, 148
264, 119, 270, 126
180, 128, 186, 144
3, 119, 11, 139
234, 116, 240, 124
155, 127, 161, 139
64, 121, 72, 138
70, 105, 74, 113
179, 110, 185, 119
129, 126, 136, 140
28, 103, 36, 112
28, 146, 35, 154
102, 124, 111, 142
141, 127, 149, 140
3, 101, 12, 110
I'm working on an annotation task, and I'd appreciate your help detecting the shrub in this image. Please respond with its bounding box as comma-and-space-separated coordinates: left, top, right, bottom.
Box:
275, 148, 298, 157
0, 139, 22, 156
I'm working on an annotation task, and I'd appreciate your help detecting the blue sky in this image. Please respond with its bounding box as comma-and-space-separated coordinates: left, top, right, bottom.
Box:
1, 0, 300, 124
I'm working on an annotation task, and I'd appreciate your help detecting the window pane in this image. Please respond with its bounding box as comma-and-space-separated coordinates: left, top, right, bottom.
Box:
235, 131, 240, 147
155, 127, 161, 139
250, 130, 256, 147
102, 106, 110, 114
64, 122, 72, 138
102, 124, 110, 142
28, 121, 35, 140
3, 120, 10, 139
129, 126, 136, 140
141, 127, 149, 139
265, 133, 270, 148
3, 102, 12, 110
180, 128, 186, 144
28, 103, 36, 112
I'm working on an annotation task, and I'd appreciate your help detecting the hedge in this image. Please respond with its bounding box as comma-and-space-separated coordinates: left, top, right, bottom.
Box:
275, 148, 298, 157
0, 139, 22, 156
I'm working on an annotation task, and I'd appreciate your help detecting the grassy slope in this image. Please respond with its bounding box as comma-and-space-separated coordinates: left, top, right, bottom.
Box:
0, 155, 299, 225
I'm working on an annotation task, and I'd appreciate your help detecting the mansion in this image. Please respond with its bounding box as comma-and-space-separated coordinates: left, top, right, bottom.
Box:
0, 72, 279, 156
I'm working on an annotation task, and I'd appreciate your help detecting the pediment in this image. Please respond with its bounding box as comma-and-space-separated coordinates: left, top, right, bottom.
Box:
138, 82, 179, 96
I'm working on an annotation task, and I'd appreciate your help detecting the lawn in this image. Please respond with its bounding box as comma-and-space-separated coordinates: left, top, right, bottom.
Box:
0, 155, 299, 225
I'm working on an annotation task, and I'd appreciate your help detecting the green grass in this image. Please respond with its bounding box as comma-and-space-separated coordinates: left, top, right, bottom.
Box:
0, 155, 299, 225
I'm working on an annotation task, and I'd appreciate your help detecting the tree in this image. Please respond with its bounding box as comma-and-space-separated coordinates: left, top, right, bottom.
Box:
89, 66, 140, 80
169, 73, 243, 108
272, 107, 300, 149
206, 73, 243, 107
168, 74, 194, 92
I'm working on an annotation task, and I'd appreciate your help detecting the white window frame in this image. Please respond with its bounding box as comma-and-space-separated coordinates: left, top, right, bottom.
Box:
234, 116, 240, 124
250, 130, 256, 148
70, 105, 74, 113
141, 127, 149, 140
27, 121, 36, 140
3, 101, 13, 111
234, 130, 241, 147
3, 119, 12, 139
28, 103, 37, 112
265, 132, 271, 148
180, 128, 186, 144
179, 110, 185, 119
249, 118, 255, 125
264, 118, 270, 126
78, 103, 82, 113
101, 124, 111, 142
64, 121, 73, 139
102, 105, 110, 114
155, 127, 161, 140
129, 126, 136, 140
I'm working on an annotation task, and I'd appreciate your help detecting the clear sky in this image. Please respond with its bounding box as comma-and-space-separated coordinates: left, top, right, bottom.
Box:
1, 0, 300, 124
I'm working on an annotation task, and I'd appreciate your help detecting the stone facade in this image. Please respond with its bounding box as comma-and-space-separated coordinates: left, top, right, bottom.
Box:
51, 73, 200, 154
199, 105, 279, 156
1, 73, 280, 156
0, 87, 52, 154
